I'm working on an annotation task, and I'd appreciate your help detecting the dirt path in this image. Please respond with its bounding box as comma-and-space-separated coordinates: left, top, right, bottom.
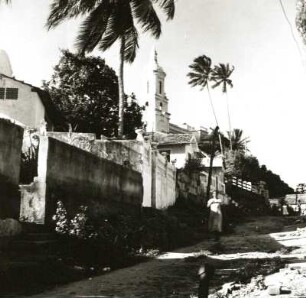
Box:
29, 216, 306, 298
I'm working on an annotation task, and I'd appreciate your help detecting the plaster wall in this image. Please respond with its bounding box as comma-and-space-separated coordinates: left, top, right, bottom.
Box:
158, 145, 187, 169
20, 136, 143, 224
153, 151, 176, 209
0, 77, 45, 128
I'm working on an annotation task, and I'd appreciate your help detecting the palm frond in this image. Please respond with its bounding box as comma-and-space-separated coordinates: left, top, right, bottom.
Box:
98, 10, 120, 52
211, 63, 235, 93
75, 2, 111, 53
187, 55, 212, 88
47, 0, 96, 29
131, 0, 161, 38
123, 25, 139, 63
154, 0, 175, 20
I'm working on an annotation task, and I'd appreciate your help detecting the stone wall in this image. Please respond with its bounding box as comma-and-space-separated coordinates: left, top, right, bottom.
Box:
176, 170, 207, 204
20, 136, 143, 224
0, 118, 23, 218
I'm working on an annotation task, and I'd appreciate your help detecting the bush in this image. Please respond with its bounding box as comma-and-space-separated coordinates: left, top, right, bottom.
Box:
51, 200, 205, 270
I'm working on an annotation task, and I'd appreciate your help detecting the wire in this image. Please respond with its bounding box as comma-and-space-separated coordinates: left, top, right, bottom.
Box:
278, 0, 305, 66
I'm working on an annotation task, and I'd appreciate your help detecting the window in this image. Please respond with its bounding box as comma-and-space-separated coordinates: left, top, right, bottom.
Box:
0, 88, 4, 100
6, 88, 18, 100
0, 88, 19, 100
160, 150, 170, 162
159, 81, 163, 94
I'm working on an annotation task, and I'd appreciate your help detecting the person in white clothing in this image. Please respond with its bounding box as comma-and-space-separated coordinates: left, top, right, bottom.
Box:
207, 191, 223, 240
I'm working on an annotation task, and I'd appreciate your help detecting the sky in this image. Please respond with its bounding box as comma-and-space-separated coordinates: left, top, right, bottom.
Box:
0, 0, 305, 188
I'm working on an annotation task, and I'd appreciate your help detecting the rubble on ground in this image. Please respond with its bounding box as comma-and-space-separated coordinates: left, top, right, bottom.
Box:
210, 263, 306, 297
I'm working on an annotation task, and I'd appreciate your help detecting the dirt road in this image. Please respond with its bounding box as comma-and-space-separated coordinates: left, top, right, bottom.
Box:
29, 216, 306, 297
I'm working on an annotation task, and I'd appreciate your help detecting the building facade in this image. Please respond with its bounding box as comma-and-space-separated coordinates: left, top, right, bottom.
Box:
0, 50, 63, 130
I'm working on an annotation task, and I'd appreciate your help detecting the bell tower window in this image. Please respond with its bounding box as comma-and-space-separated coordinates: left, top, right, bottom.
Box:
159, 81, 163, 94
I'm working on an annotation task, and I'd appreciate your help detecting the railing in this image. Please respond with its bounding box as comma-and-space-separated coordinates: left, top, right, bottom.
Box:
226, 176, 268, 197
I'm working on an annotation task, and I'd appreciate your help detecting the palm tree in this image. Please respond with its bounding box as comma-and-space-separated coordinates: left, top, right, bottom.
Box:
211, 63, 235, 151
229, 128, 249, 152
187, 55, 223, 198
187, 55, 226, 155
187, 55, 218, 126
47, 0, 175, 138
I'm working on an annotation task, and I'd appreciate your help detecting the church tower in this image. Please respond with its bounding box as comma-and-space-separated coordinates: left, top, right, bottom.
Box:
143, 49, 170, 134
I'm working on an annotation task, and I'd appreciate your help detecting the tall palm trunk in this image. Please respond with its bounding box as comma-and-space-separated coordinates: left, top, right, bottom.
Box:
206, 85, 218, 127
206, 85, 223, 155
118, 36, 125, 138
226, 92, 233, 151
206, 126, 219, 199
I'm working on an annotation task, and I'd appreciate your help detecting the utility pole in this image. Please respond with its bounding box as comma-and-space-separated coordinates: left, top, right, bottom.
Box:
206, 126, 219, 199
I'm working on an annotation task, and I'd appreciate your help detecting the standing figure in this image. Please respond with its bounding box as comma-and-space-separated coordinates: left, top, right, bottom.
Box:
297, 200, 302, 216
207, 191, 223, 240
282, 204, 289, 216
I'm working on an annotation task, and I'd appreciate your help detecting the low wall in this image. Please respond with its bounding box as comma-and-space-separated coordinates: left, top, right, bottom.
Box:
20, 136, 143, 224
0, 119, 23, 218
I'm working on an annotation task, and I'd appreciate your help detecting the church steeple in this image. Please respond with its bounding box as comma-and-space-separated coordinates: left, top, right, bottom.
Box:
144, 48, 170, 133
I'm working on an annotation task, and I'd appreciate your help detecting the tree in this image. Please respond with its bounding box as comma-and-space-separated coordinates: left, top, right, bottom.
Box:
296, 0, 306, 44
211, 63, 235, 150
47, 0, 175, 138
187, 55, 222, 198
187, 55, 218, 126
229, 129, 249, 152
43, 50, 143, 139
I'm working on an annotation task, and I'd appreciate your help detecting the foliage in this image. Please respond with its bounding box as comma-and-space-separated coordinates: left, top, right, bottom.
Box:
224, 151, 294, 197
51, 200, 206, 269
187, 55, 212, 89
228, 129, 249, 152
52, 201, 97, 239
47, 0, 175, 64
211, 63, 235, 93
296, 0, 306, 45
184, 157, 204, 173
46, 0, 175, 137
52, 201, 70, 235
43, 50, 143, 138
